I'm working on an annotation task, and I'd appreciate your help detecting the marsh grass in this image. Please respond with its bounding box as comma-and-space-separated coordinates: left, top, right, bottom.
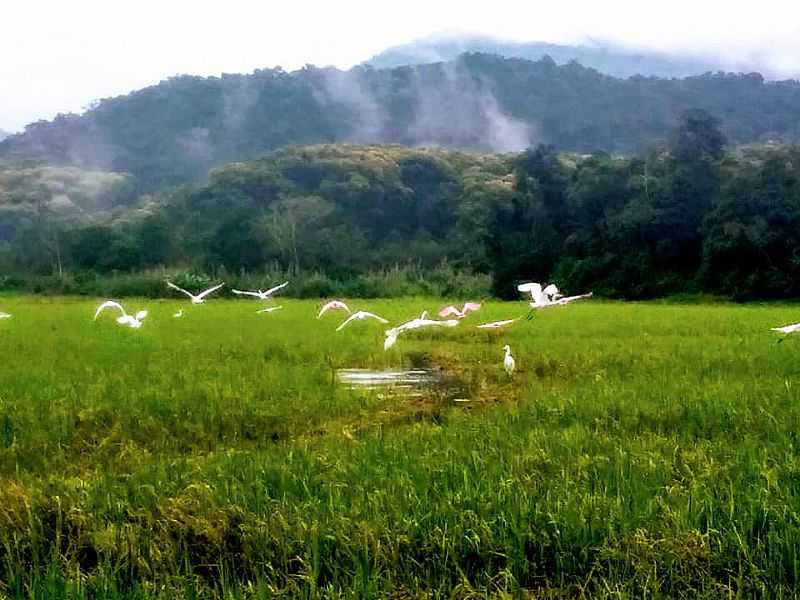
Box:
1, 296, 800, 597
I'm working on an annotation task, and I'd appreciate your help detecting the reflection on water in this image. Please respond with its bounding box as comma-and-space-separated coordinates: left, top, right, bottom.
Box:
337, 368, 441, 396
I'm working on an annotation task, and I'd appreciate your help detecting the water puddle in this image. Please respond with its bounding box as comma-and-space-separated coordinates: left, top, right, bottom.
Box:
337, 368, 439, 396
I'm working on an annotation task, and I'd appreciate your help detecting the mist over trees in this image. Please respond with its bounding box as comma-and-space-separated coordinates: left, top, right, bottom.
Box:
364, 35, 725, 77
2, 110, 800, 300
2, 54, 800, 191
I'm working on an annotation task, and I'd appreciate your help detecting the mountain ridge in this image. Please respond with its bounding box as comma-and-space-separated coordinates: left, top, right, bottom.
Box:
2, 53, 799, 189
364, 34, 787, 79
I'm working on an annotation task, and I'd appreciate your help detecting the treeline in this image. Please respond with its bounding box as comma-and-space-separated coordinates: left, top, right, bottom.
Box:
2, 53, 800, 190
1, 110, 799, 300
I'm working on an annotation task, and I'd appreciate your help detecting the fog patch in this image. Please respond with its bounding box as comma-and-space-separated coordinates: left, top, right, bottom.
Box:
406, 61, 534, 153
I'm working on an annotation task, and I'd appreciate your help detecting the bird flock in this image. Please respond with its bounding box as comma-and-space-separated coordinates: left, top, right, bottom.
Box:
4, 278, 800, 374
85, 280, 593, 373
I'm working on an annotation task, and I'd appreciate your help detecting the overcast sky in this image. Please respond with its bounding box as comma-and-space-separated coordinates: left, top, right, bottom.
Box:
2, 0, 799, 132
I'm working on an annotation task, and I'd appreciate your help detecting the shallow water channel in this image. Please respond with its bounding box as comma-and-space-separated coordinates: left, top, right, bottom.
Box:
336, 366, 475, 402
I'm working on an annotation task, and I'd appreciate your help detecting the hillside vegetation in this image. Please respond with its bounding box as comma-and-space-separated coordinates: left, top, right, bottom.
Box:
2, 110, 800, 301
2, 54, 800, 189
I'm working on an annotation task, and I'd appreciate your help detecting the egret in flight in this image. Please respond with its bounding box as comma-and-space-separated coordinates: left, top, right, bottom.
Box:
167, 281, 225, 304
383, 311, 459, 349
232, 282, 288, 301
257, 306, 283, 314
438, 302, 482, 319
518, 282, 561, 307
318, 300, 351, 318
336, 310, 389, 331
772, 321, 800, 342
94, 301, 148, 329
476, 317, 520, 330
503, 345, 516, 376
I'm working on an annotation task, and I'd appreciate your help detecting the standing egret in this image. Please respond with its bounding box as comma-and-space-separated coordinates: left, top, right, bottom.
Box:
94, 301, 148, 329
438, 302, 482, 319
232, 282, 289, 300
503, 345, 515, 376
173, 309, 184, 318
257, 306, 283, 314
167, 281, 225, 304
336, 310, 389, 331
318, 300, 351, 318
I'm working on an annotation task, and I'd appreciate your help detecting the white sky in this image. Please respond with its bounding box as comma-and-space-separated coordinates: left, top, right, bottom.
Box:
2, 0, 799, 132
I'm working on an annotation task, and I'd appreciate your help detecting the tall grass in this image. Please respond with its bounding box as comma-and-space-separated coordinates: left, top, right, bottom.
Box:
0, 262, 491, 300
0, 296, 799, 597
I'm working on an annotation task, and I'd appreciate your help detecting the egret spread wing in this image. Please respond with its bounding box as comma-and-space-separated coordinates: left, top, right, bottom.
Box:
263, 281, 289, 297
438, 306, 461, 318
362, 311, 389, 324
384, 332, 398, 350
135, 310, 148, 321
167, 282, 195, 299
543, 284, 560, 298
232, 289, 261, 298
463, 302, 482, 313
772, 323, 800, 334
517, 282, 541, 297
257, 306, 283, 313
336, 313, 360, 332
476, 318, 519, 330
94, 300, 126, 320
432, 319, 459, 328
197, 283, 225, 300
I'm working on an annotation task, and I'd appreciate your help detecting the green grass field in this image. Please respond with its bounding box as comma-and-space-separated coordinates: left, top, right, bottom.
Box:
1, 295, 800, 598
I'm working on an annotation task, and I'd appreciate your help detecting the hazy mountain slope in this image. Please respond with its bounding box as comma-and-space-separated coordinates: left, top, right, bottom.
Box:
0, 130, 10, 142
2, 53, 799, 190
365, 35, 724, 78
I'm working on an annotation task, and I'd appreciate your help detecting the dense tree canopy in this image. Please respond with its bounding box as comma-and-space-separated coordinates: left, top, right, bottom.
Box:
2, 110, 800, 300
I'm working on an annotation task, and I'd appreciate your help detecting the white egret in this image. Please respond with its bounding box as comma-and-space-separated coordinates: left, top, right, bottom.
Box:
173, 309, 184, 318
518, 282, 561, 307
503, 345, 515, 376
547, 292, 593, 307
94, 301, 148, 329
336, 310, 389, 331
383, 311, 459, 350
167, 281, 225, 304
476, 317, 520, 330
438, 302, 482, 319
0, 312, 11, 320
772, 322, 800, 342
257, 306, 283, 314
317, 300, 351, 318
232, 281, 288, 300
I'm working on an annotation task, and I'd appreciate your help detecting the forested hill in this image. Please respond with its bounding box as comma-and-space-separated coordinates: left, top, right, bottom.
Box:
2, 53, 800, 190
5, 125, 800, 300
365, 35, 722, 78
0, 130, 10, 142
